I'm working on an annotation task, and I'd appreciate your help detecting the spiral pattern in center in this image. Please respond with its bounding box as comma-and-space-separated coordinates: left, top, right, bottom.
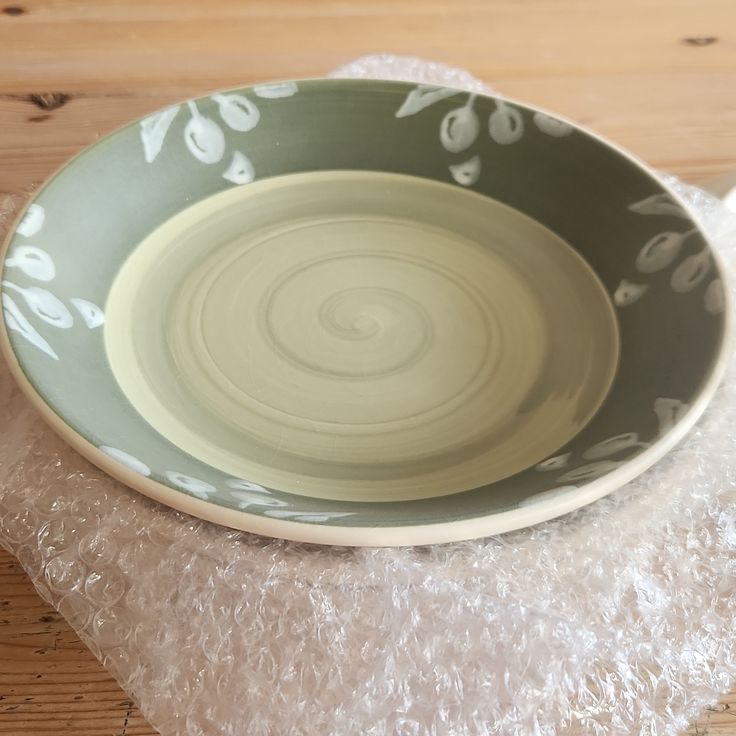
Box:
266, 273, 434, 379
105, 171, 618, 502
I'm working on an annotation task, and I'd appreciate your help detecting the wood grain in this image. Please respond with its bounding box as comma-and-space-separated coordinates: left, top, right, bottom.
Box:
0, 0, 735, 733
0, 548, 155, 735
0, 0, 735, 197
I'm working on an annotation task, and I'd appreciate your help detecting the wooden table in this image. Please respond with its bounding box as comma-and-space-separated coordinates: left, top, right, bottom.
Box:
1, 1, 735, 733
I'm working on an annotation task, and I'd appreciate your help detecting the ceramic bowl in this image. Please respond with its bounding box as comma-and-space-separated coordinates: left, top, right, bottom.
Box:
0, 79, 729, 545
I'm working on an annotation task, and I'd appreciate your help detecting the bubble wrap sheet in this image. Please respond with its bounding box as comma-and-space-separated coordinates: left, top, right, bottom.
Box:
2, 56, 736, 736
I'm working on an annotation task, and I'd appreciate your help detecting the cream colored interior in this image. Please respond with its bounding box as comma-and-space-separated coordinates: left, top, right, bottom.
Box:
105, 171, 619, 501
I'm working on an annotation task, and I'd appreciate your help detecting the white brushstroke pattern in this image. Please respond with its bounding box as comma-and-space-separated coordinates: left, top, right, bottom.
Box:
670, 248, 710, 293
70, 297, 105, 328
533, 112, 574, 137
2, 293, 58, 359
165, 470, 216, 499
5, 245, 55, 281
16, 204, 45, 237
253, 81, 299, 98
222, 151, 255, 184
629, 193, 689, 218
395, 85, 458, 118
559, 461, 622, 483
440, 95, 479, 153
231, 493, 288, 510
488, 100, 524, 144
535, 453, 571, 471
140, 106, 180, 163
583, 433, 647, 460
99, 446, 151, 476
449, 155, 481, 186
226, 479, 269, 492
654, 398, 689, 437
184, 101, 226, 164
614, 279, 648, 307
2, 281, 73, 328
636, 231, 695, 274
704, 279, 725, 314
212, 94, 260, 132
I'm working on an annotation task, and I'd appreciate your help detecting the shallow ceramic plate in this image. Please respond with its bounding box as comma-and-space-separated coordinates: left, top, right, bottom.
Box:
0, 79, 730, 545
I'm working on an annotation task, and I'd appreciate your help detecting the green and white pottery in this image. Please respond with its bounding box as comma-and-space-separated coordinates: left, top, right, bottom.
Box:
1, 79, 730, 545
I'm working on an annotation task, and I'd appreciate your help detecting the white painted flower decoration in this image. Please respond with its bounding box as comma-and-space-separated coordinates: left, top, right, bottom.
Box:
2, 204, 105, 359
395, 85, 573, 188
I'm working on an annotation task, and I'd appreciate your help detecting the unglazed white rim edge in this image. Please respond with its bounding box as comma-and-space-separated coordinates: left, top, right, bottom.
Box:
0, 78, 732, 547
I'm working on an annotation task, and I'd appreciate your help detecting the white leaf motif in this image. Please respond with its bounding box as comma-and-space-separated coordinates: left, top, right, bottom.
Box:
99, 446, 151, 476
654, 397, 689, 437
636, 231, 694, 273
184, 101, 226, 164
2, 281, 73, 328
395, 85, 458, 118
440, 96, 479, 153
671, 248, 710, 293
16, 204, 45, 237
535, 453, 571, 471
583, 432, 647, 460
226, 478, 269, 492
449, 155, 481, 187
614, 279, 648, 307
231, 492, 287, 510
559, 461, 622, 483
290, 513, 356, 522
533, 112, 574, 137
140, 106, 180, 163
629, 194, 689, 218
263, 509, 354, 520
253, 81, 299, 99
2, 293, 58, 359
5, 245, 55, 281
211, 93, 260, 132
69, 297, 105, 328
165, 471, 216, 499
222, 151, 255, 185
704, 279, 726, 314
488, 100, 524, 144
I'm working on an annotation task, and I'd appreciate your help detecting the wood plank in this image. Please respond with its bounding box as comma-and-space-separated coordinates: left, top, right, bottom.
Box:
1, 0, 735, 733
0, 548, 156, 734
687, 702, 736, 736
0, 0, 734, 195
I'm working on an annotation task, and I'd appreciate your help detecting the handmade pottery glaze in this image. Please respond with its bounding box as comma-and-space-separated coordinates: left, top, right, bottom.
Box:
0, 80, 729, 545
